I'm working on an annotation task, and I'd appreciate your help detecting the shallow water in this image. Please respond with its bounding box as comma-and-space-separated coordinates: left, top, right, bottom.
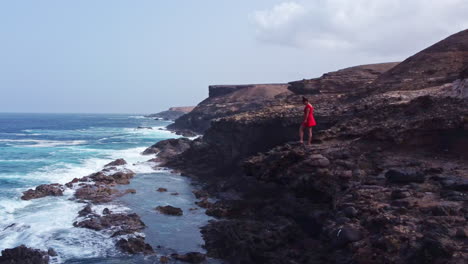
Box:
0, 113, 217, 263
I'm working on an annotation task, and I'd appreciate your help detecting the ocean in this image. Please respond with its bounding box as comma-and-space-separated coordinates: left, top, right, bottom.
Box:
0, 113, 214, 263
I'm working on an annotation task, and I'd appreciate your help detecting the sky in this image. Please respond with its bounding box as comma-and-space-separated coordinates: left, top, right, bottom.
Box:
1, 0, 468, 114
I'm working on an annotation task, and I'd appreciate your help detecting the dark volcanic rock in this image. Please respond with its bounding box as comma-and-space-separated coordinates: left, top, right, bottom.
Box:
21, 183, 64, 200
143, 138, 191, 163
385, 169, 425, 183
116, 236, 154, 255
73, 213, 145, 233
155, 205, 183, 216
104, 159, 127, 167
78, 204, 93, 217
171, 252, 206, 263
74, 185, 119, 204
0, 245, 50, 264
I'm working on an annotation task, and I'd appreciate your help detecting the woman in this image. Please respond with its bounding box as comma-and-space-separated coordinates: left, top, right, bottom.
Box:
299, 96, 316, 145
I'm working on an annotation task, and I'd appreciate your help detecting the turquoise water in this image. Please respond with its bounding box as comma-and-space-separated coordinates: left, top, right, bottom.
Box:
0, 113, 213, 263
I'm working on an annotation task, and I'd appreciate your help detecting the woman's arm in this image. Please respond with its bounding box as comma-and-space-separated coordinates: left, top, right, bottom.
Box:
303, 108, 310, 123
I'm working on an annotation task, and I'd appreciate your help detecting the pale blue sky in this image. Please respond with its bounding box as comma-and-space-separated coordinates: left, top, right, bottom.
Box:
1, 0, 467, 113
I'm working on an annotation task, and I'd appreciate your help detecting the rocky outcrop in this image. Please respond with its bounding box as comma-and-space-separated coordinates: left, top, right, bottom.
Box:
162, 29, 468, 264
116, 237, 154, 255
73, 212, 145, 235
0, 245, 51, 264
143, 138, 192, 163
21, 183, 64, 200
146, 106, 195, 121
155, 205, 183, 216
168, 83, 291, 133
288, 62, 399, 94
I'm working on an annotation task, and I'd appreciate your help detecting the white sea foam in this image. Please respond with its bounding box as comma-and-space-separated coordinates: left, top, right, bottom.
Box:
0, 139, 87, 148
0, 124, 181, 262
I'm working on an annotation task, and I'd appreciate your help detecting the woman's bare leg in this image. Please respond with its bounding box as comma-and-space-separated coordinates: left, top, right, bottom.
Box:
307, 127, 313, 145
299, 125, 304, 144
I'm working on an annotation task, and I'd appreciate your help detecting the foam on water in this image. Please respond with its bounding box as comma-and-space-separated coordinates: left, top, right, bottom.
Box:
0, 114, 182, 263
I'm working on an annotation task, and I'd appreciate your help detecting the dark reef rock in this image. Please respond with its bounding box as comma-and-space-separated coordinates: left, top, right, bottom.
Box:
155, 205, 183, 216
0, 245, 50, 264
143, 138, 192, 164
171, 252, 206, 263
104, 158, 127, 167
21, 183, 64, 200
73, 213, 145, 234
116, 237, 154, 255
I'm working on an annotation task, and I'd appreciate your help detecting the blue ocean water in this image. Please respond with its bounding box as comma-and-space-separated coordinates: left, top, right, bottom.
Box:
0, 113, 213, 263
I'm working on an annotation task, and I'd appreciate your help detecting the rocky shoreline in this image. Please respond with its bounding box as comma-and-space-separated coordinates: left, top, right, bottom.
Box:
2, 153, 212, 263
158, 29, 468, 264
2, 29, 467, 264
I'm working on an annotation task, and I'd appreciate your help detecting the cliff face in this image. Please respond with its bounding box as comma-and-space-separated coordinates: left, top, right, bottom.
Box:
288, 62, 399, 94
167, 83, 290, 133
162, 29, 468, 264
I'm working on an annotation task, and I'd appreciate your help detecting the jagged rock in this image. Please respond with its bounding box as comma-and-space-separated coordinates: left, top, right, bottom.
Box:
74, 185, 119, 204
65, 178, 80, 188
0, 245, 50, 264
116, 236, 154, 255
21, 183, 64, 200
195, 198, 213, 209
192, 190, 209, 199
102, 208, 111, 215
104, 159, 127, 167
143, 138, 192, 164
175, 129, 198, 137
78, 204, 93, 217
171, 252, 206, 263
155, 206, 183, 216
385, 169, 425, 183
73, 213, 145, 233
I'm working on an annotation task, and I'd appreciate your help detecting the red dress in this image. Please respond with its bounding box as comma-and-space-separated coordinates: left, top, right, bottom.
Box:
303, 104, 316, 127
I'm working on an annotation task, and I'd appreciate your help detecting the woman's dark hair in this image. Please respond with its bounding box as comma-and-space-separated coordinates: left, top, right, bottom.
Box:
302, 96, 309, 103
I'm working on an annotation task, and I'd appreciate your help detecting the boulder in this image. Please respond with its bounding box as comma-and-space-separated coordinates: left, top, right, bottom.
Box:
0, 245, 50, 264
116, 236, 154, 255
21, 183, 64, 200
104, 159, 127, 167
155, 205, 183, 216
